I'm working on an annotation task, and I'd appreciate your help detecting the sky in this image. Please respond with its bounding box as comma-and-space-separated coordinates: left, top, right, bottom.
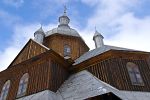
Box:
0, 0, 150, 71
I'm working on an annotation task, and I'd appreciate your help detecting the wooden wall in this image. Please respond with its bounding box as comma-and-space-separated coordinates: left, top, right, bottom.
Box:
49, 60, 69, 92
10, 39, 48, 67
43, 34, 89, 60
0, 51, 69, 100
74, 50, 150, 92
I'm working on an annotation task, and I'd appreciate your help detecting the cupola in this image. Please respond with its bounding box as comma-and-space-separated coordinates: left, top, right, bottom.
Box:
34, 26, 45, 44
93, 29, 104, 48
58, 6, 70, 27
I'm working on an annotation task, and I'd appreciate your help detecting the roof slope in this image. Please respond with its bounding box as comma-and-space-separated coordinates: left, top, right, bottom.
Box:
9, 39, 49, 67
57, 70, 150, 100
57, 70, 126, 99
73, 45, 140, 65
45, 26, 81, 37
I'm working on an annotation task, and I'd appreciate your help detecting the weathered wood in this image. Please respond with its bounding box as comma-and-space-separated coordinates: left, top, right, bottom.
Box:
74, 50, 150, 92
0, 50, 70, 100
44, 34, 89, 60
9, 39, 48, 67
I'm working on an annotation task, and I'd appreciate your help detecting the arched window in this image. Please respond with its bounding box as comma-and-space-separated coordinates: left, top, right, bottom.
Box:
64, 45, 71, 57
17, 73, 29, 97
0, 80, 10, 100
126, 62, 144, 85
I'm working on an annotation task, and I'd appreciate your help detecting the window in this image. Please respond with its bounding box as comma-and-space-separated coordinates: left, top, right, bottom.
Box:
0, 80, 10, 100
17, 73, 29, 98
64, 45, 71, 57
126, 62, 144, 85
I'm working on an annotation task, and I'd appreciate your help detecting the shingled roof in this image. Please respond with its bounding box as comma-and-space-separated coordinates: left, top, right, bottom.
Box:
73, 45, 140, 65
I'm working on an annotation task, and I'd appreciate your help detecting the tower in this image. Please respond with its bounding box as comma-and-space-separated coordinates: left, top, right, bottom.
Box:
34, 26, 45, 44
93, 29, 104, 48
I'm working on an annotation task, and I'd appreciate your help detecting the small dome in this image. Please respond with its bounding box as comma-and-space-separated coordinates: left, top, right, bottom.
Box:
59, 15, 70, 26
93, 30, 104, 40
34, 27, 45, 36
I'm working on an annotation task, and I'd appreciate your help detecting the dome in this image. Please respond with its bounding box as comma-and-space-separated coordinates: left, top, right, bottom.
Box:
34, 27, 45, 36
45, 7, 81, 38
93, 30, 104, 40
45, 25, 81, 37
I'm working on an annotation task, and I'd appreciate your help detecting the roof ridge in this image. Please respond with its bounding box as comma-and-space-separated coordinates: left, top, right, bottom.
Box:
31, 38, 50, 50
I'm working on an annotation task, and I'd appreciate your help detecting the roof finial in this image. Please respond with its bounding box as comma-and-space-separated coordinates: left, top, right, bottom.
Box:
40, 23, 42, 28
64, 5, 67, 15
95, 26, 97, 32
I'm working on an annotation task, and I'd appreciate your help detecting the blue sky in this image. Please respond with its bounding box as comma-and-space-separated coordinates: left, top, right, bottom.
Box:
0, 0, 150, 71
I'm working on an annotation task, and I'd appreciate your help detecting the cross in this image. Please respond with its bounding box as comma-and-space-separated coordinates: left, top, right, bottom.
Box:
64, 5, 67, 14
95, 26, 97, 32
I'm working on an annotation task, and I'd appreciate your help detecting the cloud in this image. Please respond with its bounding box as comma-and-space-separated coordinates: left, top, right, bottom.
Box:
0, 47, 19, 71
0, 9, 21, 26
106, 13, 150, 51
80, 0, 150, 52
3, 0, 24, 8
0, 23, 57, 71
0, 23, 38, 71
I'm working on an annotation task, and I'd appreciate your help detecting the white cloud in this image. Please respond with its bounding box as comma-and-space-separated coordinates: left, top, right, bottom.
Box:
106, 13, 150, 51
0, 23, 57, 71
0, 9, 21, 26
3, 0, 24, 7
0, 47, 19, 71
0, 23, 37, 71
80, 0, 150, 52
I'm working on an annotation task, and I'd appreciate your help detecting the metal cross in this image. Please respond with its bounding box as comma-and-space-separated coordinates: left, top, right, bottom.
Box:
64, 5, 67, 14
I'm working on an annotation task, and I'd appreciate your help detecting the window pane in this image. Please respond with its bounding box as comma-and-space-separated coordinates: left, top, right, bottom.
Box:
126, 62, 144, 85
129, 73, 137, 83
0, 80, 10, 100
17, 85, 22, 95
1, 92, 4, 99
136, 74, 144, 84
17, 73, 29, 97
134, 67, 139, 73
22, 84, 27, 93
64, 45, 71, 56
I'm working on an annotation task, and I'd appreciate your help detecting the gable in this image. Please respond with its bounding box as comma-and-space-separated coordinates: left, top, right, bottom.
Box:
9, 39, 49, 67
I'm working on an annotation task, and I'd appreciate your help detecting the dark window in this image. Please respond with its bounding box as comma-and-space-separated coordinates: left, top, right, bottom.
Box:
126, 62, 144, 85
0, 80, 10, 100
17, 73, 29, 98
64, 45, 71, 57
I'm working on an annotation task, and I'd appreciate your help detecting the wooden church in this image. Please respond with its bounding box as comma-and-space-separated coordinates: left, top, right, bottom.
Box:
0, 8, 150, 100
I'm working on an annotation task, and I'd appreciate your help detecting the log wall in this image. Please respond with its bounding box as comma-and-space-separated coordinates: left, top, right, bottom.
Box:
44, 34, 89, 60
84, 51, 150, 92
0, 51, 69, 100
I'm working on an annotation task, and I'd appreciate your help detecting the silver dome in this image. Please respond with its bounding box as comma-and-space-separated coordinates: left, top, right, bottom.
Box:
45, 25, 81, 37
45, 7, 81, 38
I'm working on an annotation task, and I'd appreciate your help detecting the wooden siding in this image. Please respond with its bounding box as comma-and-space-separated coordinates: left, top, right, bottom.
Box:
49, 60, 69, 92
44, 34, 89, 60
10, 39, 48, 67
81, 51, 150, 92
0, 50, 69, 100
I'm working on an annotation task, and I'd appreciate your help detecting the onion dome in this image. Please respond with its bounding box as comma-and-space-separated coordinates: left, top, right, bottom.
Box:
93, 30, 104, 40
34, 26, 45, 43
93, 28, 104, 48
46, 6, 80, 37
